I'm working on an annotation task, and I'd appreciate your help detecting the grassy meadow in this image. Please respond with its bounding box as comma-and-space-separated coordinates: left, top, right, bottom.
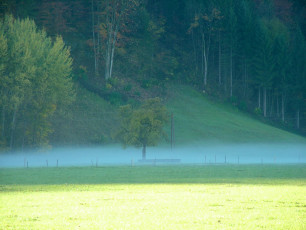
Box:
0, 165, 305, 229
166, 85, 306, 144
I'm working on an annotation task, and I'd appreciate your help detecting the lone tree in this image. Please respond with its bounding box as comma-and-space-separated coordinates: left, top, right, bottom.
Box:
117, 98, 168, 160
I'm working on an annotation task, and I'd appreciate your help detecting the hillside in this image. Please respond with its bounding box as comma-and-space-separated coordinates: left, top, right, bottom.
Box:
1, 0, 306, 150
50, 84, 306, 147
50, 86, 119, 146
165, 85, 306, 145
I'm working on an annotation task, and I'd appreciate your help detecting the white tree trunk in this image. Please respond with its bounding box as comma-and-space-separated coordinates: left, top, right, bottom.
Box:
91, 0, 98, 75
104, 0, 124, 80
201, 31, 209, 89
191, 30, 199, 78
263, 87, 267, 117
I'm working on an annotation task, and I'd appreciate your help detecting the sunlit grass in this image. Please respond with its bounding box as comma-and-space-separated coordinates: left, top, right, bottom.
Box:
1, 165, 305, 229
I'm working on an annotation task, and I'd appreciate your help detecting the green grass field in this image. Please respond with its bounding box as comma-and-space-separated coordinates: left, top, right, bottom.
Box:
166, 85, 306, 144
1, 165, 305, 229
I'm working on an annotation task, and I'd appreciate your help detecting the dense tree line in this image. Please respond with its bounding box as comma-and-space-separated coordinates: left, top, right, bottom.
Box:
0, 15, 74, 150
1, 0, 306, 143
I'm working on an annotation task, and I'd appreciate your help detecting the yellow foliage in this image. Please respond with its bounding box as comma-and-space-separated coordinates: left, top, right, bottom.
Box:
106, 83, 112, 89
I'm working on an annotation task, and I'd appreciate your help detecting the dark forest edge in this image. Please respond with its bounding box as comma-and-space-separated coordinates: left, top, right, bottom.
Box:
0, 0, 305, 151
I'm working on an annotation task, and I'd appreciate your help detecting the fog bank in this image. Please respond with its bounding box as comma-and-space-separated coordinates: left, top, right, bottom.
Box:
0, 143, 305, 168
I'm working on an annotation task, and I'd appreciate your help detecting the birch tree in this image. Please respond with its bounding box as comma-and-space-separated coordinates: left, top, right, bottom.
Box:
92, 0, 137, 80
188, 5, 222, 90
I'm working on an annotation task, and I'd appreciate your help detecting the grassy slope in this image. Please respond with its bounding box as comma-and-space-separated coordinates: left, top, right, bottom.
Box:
166, 85, 306, 145
50, 85, 119, 145
51, 84, 305, 146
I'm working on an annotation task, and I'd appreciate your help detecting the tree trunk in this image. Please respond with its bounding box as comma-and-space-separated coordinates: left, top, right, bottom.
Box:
22, 119, 26, 151
243, 59, 248, 97
191, 30, 198, 79
91, 0, 98, 75
276, 95, 279, 118
296, 108, 300, 129
109, 23, 119, 79
104, 1, 122, 80
142, 144, 146, 160
201, 31, 209, 89
105, 38, 111, 79
218, 31, 221, 86
281, 92, 285, 122
230, 47, 233, 97
258, 87, 261, 109
10, 105, 17, 149
269, 94, 274, 117
263, 87, 267, 117
97, 0, 100, 58
1, 106, 5, 138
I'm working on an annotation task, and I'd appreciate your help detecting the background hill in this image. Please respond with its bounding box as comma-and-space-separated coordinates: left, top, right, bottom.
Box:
1, 0, 305, 150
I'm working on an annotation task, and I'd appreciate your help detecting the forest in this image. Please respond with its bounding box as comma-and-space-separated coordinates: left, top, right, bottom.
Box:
0, 0, 305, 150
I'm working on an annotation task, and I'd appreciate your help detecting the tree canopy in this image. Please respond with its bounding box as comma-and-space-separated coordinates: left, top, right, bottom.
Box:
0, 15, 75, 150
117, 98, 168, 159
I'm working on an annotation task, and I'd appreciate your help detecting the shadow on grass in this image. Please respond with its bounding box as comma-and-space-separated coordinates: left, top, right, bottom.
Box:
1, 165, 305, 188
